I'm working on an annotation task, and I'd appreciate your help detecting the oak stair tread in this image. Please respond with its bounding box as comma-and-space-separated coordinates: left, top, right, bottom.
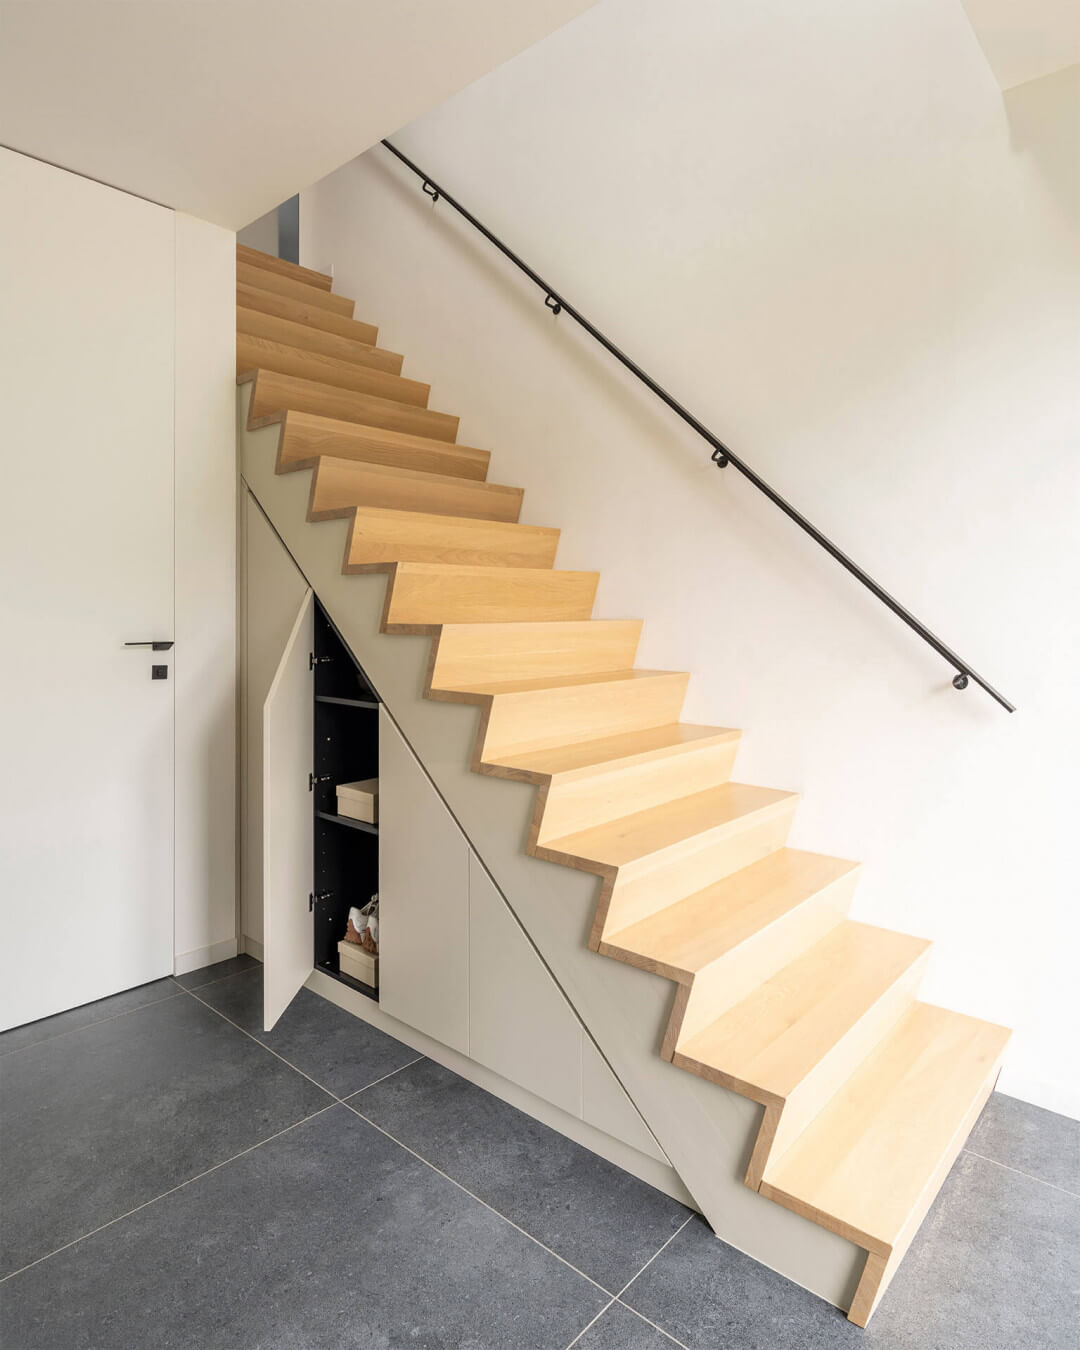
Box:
236, 243, 333, 291
495, 722, 739, 780
305, 456, 522, 523
342, 505, 559, 570
761, 1002, 1011, 1254
431, 620, 643, 687
237, 333, 429, 405
604, 847, 860, 980
245, 368, 459, 443
384, 561, 599, 628
454, 667, 682, 697
236, 305, 403, 375
677, 920, 931, 1101
546, 781, 797, 869
275, 409, 490, 481
237, 282, 378, 347
236, 261, 355, 315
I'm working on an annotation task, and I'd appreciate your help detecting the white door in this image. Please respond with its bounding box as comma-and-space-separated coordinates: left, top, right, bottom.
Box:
0, 149, 176, 1030
263, 589, 314, 1030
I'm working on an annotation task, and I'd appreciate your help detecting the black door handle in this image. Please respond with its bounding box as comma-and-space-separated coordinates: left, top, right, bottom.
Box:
124, 641, 174, 651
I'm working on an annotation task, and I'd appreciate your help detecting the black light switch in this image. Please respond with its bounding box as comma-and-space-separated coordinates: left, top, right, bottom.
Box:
152, 665, 168, 680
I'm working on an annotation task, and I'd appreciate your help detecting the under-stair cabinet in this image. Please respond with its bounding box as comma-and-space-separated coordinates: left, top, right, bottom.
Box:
239, 488, 685, 1202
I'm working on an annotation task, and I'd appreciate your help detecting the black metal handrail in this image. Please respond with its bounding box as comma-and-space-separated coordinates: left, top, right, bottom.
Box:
381, 138, 1015, 713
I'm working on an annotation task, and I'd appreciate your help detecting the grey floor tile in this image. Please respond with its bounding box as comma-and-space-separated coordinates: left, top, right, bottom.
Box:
0, 978, 181, 1056
621, 1215, 861, 1350
194, 967, 421, 1097
968, 1091, 1080, 1195
0, 993, 330, 1276
623, 1153, 1080, 1350
574, 1301, 680, 1348
0, 1104, 608, 1350
353, 1058, 690, 1293
174, 953, 260, 990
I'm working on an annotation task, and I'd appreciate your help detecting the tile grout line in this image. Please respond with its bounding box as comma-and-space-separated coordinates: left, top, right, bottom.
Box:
173, 962, 260, 993
0, 989, 186, 1060
346, 1054, 426, 1097
561, 1298, 616, 1350
180, 986, 349, 1102
561, 1213, 696, 1350
343, 1098, 617, 1300
0, 1103, 338, 1285
962, 1146, 1080, 1200
610, 1215, 696, 1349
181, 982, 638, 1300
612, 1301, 695, 1349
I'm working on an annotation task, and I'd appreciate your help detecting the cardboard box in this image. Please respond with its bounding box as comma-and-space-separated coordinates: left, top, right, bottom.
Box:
337, 778, 378, 824
338, 938, 378, 989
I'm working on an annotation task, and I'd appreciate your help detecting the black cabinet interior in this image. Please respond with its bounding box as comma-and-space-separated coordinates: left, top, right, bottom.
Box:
311, 601, 380, 1001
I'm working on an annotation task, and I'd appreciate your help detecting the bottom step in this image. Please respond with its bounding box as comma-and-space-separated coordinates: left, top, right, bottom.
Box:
760, 1002, 1010, 1325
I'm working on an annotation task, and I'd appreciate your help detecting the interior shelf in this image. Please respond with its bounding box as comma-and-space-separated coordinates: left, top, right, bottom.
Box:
312, 599, 380, 1001
317, 960, 378, 1003
316, 810, 378, 836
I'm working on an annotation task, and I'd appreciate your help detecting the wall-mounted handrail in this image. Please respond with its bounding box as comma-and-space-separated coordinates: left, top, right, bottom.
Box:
381, 138, 1015, 713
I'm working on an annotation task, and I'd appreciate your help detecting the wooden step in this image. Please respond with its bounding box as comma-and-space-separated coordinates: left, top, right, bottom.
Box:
761, 1002, 1010, 1325
677, 921, 931, 1183
534, 727, 741, 844
604, 849, 859, 1057
237, 334, 429, 407
477, 670, 690, 763
246, 368, 459, 444
236, 261, 355, 315
275, 410, 489, 482
236, 243, 333, 291
431, 620, 642, 688
383, 562, 599, 631
237, 282, 378, 347
337, 505, 559, 571
237, 306, 403, 375
494, 722, 733, 781
546, 782, 799, 939
304, 457, 520, 523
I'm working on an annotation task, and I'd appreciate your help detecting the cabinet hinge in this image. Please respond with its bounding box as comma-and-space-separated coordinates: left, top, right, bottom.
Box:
309, 773, 331, 791
309, 652, 332, 671
309, 891, 333, 912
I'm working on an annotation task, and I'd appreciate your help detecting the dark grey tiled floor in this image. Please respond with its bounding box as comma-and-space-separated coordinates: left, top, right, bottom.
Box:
0, 993, 331, 1276
967, 1090, 1080, 1196
194, 965, 421, 1097
0, 977, 181, 1056
173, 952, 260, 990
1, 967, 1076, 1350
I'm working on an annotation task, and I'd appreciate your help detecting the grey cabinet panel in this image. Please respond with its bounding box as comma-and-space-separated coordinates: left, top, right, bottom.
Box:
379, 709, 470, 1055
469, 854, 583, 1118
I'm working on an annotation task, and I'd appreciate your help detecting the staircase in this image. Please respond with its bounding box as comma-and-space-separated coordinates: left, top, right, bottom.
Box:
234, 241, 1010, 1328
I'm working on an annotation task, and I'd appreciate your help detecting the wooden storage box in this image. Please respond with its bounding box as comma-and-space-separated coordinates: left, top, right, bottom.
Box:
338, 938, 379, 989
337, 778, 379, 824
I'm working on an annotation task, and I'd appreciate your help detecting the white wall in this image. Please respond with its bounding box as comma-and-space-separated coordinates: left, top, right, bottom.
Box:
173, 213, 238, 974
301, 0, 1080, 1116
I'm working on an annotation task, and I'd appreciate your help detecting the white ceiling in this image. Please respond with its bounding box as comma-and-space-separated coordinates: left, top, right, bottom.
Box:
0, 0, 596, 229
961, 0, 1080, 89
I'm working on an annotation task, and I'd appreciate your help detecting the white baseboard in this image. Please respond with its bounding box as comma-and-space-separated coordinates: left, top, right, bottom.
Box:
173, 936, 239, 977
240, 934, 264, 961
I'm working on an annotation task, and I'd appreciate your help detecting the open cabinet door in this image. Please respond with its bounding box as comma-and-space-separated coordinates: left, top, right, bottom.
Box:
263, 588, 314, 1030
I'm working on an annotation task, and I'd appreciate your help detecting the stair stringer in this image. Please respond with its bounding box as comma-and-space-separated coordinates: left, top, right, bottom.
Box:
238, 384, 866, 1312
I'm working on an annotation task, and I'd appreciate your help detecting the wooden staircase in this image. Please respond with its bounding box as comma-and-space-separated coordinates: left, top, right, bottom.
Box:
234, 241, 1010, 1327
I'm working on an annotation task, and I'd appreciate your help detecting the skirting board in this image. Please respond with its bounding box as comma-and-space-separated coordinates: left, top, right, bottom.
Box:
307, 966, 696, 1210
174, 936, 239, 977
